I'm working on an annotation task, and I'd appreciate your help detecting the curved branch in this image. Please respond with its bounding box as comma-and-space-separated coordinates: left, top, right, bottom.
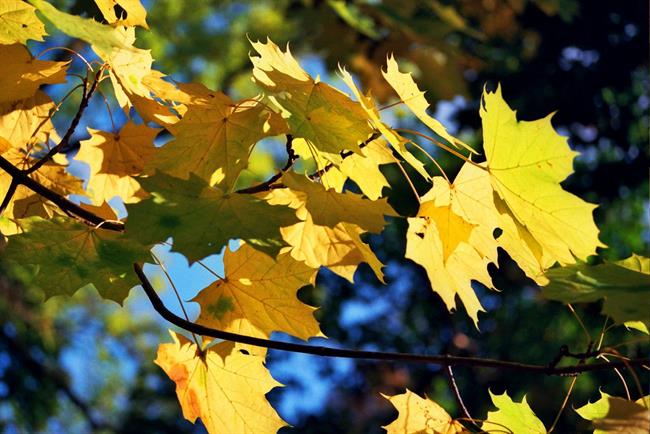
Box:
134, 263, 649, 376
0, 155, 124, 231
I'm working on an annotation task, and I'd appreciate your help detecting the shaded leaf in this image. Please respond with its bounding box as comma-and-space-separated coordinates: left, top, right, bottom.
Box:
125, 171, 298, 261
575, 391, 650, 434
251, 38, 373, 157
3, 216, 149, 303
0, 44, 67, 104
542, 255, 650, 331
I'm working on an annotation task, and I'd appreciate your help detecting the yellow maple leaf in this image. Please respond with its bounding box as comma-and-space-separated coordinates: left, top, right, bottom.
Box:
451, 162, 551, 284
148, 92, 287, 189
0, 0, 46, 45
94, 0, 148, 29
292, 137, 394, 200
406, 171, 499, 326
0, 90, 60, 149
251, 38, 373, 157
282, 171, 395, 233
383, 389, 470, 434
193, 243, 321, 340
0, 44, 67, 104
155, 331, 286, 434
76, 121, 159, 204
262, 187, 385, 283
382, 55, 475, 154
339, 67, 432, 181
482, 86, 604, 266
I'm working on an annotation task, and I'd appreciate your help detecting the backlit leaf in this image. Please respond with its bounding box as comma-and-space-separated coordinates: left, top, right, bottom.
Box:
383, 389, 469, 434
155, 331, 286, 434
482, 85, 604, 267
0, 0, 46, 45
194, 243, 321, 340
481, 391, 545, 434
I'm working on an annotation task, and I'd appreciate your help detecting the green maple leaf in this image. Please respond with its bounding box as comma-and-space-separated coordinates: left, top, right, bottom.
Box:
542, 254, 650, 332
4, 216, 150, 303
481, 391, 545, 434
125, 171, 298, 261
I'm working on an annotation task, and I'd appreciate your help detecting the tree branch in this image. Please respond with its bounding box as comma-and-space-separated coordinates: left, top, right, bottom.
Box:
237, 135, 297, 194
134, 263, 649, 375
0, 155, 124, 231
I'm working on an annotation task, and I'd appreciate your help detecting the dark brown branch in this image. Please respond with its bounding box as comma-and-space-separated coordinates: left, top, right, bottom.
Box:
309, 131, 381, 180
0, 155, 124, 232
237, 131, 382, 194
134, 263, 650, 375
26, 67, 102, 175
237, 135, 297, 194
0, 179, 18, 216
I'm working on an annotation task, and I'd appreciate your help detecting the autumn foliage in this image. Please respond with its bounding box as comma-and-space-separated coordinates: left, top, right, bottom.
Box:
0, 1, 648, 433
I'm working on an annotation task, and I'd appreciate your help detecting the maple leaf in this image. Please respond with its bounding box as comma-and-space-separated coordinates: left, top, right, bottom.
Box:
448, 162, 551, 284
575, 391, 650, 434
30, 0, 135, 53
542, 254, 650, 332
155, 331, 286, 434
282, 171, 395, 233
481, 391, 546, 434
95, 0, 149, 29
0, 0, 46, 45
482, 85, 604, 266
382, 55, 475, 154
148, 92, 286, 189
193, 243, 321, 340
125, 171, 298, 261
262, 187, 385, 282
4, 216, 149, 303
0, 90, 60, 150
382, 389, 469, 434
75, 121, 159, 204
405, 166, 502, 326
0, 44, 67, 104
339, 66, 432, 181
251, 38, 373, 157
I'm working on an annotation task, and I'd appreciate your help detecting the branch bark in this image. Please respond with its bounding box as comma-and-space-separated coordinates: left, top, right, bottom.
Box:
134, 263, 649, 376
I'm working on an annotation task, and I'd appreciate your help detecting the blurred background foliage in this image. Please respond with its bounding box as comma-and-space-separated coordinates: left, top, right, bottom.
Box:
0, 0, 648, 433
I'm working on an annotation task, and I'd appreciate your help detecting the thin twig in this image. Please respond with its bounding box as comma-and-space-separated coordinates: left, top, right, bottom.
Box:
151, 251, 200, 346
548, 376, 578, 433
133, 263, 649, 375
26, 67, 103, 175
444, 364, 479, 429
